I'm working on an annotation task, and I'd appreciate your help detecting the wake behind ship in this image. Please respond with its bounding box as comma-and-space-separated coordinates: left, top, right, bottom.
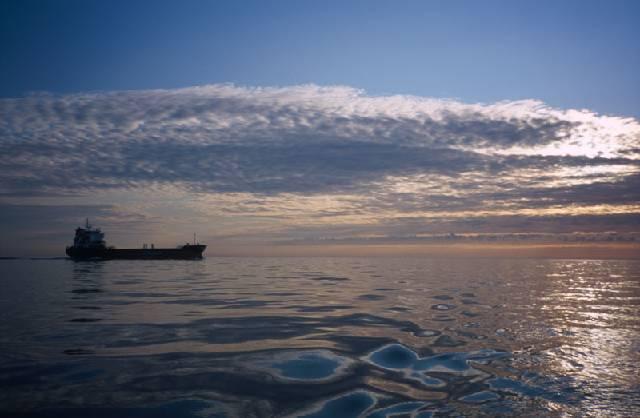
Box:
66, 220, 206, 260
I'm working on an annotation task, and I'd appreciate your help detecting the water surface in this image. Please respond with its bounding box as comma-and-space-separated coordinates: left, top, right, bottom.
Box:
1, 257, 638, 416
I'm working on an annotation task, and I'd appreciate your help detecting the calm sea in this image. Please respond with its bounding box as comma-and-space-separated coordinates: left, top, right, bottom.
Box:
0, 257, 638, 417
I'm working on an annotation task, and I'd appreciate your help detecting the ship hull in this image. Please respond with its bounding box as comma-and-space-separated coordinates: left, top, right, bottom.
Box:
66, 245, 206, 260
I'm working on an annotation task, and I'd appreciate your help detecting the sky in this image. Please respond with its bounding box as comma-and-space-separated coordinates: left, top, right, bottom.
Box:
0, 0, 639, 256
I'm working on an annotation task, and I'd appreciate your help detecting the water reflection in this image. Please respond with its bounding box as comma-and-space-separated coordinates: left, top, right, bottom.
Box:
0, 258, 638, 416
69, 261, 105, 327
535, 261, 640, 415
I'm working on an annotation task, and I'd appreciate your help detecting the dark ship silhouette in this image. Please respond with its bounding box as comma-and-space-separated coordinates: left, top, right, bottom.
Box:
66, 219, 206, 260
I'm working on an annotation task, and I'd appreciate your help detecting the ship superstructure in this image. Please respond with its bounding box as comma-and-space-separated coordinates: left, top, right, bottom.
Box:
66, 219, 206, 260
72, 219, 107, 249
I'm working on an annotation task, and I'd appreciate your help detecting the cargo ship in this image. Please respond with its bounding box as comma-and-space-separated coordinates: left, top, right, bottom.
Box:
65, 219, 206, 260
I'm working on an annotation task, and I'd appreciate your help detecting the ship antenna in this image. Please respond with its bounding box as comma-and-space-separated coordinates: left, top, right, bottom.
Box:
86, 218, 89, 229
193, 232, 196, 245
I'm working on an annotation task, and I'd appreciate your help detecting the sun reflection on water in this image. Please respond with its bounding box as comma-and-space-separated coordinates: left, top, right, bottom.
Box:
538, 261, 640, 415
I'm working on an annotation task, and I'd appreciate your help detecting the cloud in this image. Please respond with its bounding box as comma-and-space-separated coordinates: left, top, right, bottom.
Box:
1, 85, 638, 190
0, 84, 638, 251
